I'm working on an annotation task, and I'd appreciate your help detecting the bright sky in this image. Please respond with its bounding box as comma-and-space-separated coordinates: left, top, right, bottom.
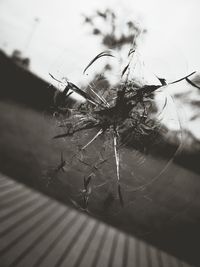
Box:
0, 0, 200, 139
0, 0, 200, 81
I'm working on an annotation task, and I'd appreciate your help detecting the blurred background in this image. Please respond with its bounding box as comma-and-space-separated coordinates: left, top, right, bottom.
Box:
0, 0, 200, 266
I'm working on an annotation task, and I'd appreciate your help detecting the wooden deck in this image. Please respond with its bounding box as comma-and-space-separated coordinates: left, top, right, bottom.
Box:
0, 173, 194, 267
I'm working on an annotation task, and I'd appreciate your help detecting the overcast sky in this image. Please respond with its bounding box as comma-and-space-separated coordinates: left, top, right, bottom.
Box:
0, 0, 200, 83
0, 0, 200, 139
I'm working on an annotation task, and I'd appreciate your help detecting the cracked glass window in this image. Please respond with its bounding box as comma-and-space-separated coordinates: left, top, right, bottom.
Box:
45, 47, 188, 215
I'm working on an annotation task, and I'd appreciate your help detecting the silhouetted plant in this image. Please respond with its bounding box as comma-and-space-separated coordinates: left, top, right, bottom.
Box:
47, 10, 199, 212
83, 9, 144, 50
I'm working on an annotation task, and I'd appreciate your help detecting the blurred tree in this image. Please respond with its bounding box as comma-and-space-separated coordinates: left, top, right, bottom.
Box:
82, 8, 146, 103
83, 8, 146, 51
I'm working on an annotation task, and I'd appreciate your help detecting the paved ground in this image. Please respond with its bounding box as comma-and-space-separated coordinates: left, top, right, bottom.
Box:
0, 173, 194, 267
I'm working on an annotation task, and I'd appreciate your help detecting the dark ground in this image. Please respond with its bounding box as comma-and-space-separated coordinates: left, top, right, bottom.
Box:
0, 51, 200, 266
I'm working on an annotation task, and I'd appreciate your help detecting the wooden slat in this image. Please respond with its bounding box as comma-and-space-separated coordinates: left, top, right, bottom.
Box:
37, 215, 87, 267
8, 205, 67, 267
59, 219, 97, 267
18, 210, 77, 267
0, 188, 31, 206
0, 193, 39, 220
0, 174, 195, 267
0, 202, 58, 266
0, 198, 49, 236
127, 236, 137, 267
79, 223, 107, 267
111, 232, 126, 267
0, 202, 53, 256
0, 180, 15, 190
0, 184, 23, 199
95, 227, 116, 267
138, 240, 149, 267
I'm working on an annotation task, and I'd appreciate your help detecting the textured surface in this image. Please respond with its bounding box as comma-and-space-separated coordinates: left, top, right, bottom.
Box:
0, 173, 194, 267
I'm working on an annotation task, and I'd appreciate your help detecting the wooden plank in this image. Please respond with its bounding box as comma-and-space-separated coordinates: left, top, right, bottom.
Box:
0, 189, 31, 206
111, 232, 126, 267
79, 223, 107, 267
0, 200, 53, 253
0, 180, 15, 190
0, 192, 39, 220
0, 174, 196, 267
0, 197, 49, 236
37, 215, 87, 267
18, 209, 77, 267
95, 227, 116, 267
127, 236, 137, 267
138, 240, 149, 267
0, 184, 23, 198
1, 202, 61, 266
59, 219, 97, 267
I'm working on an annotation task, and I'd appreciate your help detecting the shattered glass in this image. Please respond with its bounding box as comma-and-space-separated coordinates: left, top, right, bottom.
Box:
45, 48, 192, 215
